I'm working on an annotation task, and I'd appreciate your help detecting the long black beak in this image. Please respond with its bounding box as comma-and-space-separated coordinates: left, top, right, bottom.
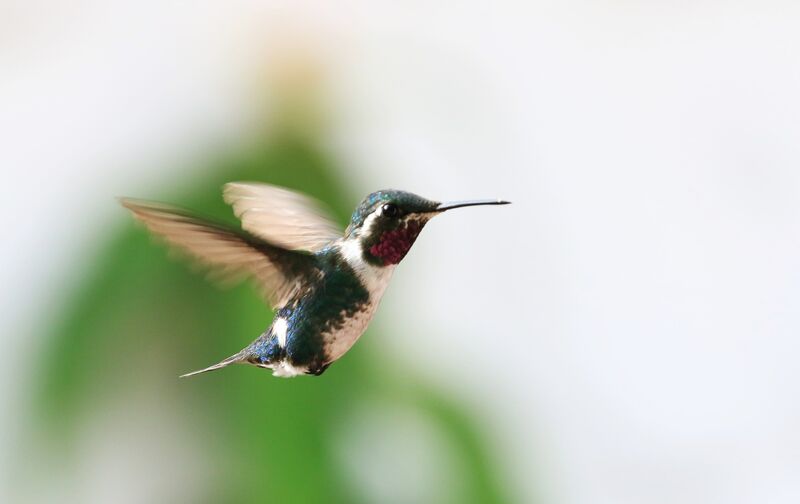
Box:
436, 199, 511, 212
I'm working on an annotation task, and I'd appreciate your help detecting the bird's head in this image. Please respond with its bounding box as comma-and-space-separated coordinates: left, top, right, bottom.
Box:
344, 189, 509, 266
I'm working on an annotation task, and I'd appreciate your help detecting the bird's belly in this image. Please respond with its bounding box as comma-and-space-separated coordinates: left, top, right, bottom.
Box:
321, 302, 379, 364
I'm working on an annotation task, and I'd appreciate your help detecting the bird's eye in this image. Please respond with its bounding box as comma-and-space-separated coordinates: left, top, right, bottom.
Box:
381, 203, 399, 218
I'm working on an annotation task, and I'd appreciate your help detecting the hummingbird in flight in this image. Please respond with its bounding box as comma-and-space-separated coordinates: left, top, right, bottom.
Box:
121, 183, 509, 378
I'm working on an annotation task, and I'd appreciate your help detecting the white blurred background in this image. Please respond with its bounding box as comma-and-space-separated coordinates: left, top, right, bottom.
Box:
2, 1, 800, 503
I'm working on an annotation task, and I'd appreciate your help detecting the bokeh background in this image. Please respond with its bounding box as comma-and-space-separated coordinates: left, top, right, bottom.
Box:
3, 2, 800, 503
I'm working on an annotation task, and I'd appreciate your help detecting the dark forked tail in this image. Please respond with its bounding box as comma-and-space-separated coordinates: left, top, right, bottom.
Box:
179, 350, 249, 378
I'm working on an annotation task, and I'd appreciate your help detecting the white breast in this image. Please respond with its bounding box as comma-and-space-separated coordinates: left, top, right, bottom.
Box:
323, 235, 395, 362
338, 235, 395, 299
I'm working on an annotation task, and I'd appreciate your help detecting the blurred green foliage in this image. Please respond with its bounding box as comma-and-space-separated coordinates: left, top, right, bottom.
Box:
32, 131, 512, 503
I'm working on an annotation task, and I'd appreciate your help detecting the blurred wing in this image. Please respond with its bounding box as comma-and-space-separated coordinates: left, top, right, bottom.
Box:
223, 182, 342, 252
120, 199, 319, 308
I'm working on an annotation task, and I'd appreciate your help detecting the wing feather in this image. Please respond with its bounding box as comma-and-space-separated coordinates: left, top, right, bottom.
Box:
120, 198, 318, 308
223, 182, 342, 253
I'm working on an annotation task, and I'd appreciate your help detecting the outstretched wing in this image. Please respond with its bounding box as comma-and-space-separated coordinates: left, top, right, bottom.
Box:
120, 199, 319, 308
223, 182, 342, 253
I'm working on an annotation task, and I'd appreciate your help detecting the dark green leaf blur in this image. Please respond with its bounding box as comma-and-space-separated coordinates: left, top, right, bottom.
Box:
30, 109, 513, 503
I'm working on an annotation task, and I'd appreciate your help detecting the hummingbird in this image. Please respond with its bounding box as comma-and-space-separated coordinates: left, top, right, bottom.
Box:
121, 183, 509, 378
